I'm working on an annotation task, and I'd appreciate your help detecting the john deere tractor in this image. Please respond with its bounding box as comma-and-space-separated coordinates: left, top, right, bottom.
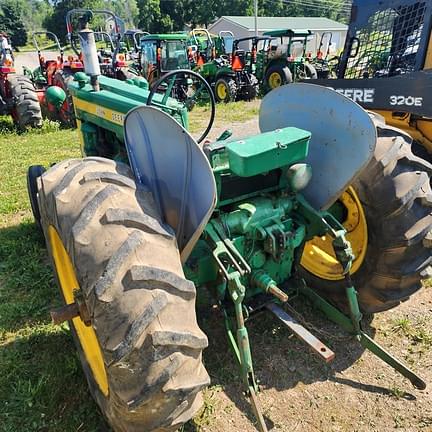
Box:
261, 29, 318, 90
190, 28, 259, 102
139, 33, 191, 85
27, 24, 431, 432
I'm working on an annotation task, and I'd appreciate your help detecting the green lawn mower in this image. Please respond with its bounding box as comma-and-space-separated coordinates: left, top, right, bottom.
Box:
27, 25, 431, 432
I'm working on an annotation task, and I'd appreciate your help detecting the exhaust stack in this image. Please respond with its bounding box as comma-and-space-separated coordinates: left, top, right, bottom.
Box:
78, 28, 101, 91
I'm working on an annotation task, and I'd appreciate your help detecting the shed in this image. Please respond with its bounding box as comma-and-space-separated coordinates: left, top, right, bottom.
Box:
208, 16, 348, 53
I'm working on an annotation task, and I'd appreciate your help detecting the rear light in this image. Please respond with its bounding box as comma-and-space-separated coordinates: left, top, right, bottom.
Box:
68, 55, 74, 62
3, 57, 13, 66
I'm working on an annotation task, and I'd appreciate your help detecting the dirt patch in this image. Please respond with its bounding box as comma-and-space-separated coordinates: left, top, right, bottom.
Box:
193, 285, 432, 432
14, 51, 58, 74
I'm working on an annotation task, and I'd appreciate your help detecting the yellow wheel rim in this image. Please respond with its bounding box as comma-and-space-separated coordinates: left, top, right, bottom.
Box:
216, 82, 227, 100
301, 187, 368, 280
48, 226, 108, 396
268, 72, 282, 88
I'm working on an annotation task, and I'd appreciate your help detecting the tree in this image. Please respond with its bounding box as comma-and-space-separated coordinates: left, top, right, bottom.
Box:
20, 0, 52, 33
108, 0, 139, 28
44, 0, 104, 44
136, 0, 173, 33
0, 0, 27, 47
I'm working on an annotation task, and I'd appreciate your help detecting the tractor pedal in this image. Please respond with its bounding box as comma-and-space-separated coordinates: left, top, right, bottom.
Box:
266, 303, 335, 363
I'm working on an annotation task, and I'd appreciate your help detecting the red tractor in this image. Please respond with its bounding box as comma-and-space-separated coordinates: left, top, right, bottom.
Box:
24, 31, 84, 127
0, 33, 42, 130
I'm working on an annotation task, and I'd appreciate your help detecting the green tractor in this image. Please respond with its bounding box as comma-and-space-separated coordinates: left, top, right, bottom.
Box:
190, 28, 259, 102
27, 27, 431, 432
258, 29, 318, 90
138, 33, 191, 85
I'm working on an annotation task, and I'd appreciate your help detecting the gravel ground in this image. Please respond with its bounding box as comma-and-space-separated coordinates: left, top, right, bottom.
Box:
13, 51, 59, 74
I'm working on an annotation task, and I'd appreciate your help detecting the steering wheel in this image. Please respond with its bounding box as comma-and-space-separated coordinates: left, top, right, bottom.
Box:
147, 69, 215, 144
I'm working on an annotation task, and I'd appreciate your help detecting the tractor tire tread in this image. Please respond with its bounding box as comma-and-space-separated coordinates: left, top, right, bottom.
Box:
38, 158, 209, 432
9, 75, 42, 129
301, 118, 432, 313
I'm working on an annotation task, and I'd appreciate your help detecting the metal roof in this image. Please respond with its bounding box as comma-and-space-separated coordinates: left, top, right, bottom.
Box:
212, 16, 348, 32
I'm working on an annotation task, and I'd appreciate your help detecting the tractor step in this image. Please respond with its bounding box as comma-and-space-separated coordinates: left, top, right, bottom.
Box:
266, 303, 335, 363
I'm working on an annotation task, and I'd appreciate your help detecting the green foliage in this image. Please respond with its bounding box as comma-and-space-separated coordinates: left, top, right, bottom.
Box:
44, 0, 104, 44
109, 0, 139, 28
20, 0, 52, 33
137, 0, 350, 34
137, 0, 173, 33
0, 0, 27, 47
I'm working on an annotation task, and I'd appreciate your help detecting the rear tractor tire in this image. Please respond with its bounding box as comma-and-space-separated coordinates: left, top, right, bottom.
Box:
301, 118, 432, 313
38, 158, 210, 432
10, 75, 43, 130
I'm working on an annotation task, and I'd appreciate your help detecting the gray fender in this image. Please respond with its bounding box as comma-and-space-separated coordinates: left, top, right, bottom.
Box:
124, 105, 216, 263
259, 83, 377, 210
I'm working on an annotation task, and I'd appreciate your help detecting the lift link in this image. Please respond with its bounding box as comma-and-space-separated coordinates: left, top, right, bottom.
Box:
327, 230, 427, 390
206, 222, 268, 431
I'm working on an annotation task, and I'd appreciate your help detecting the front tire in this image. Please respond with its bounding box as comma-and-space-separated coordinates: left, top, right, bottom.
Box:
301, 119, 432, 313
38, 158, 210, 432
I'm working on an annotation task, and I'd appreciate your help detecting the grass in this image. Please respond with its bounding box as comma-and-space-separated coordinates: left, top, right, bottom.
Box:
189, 99, 259, 135
0, 120, 104, 431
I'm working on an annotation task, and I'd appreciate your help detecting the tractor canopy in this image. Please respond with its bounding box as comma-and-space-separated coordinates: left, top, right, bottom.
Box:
140, 34, 190, 73
264, 29, 313, 39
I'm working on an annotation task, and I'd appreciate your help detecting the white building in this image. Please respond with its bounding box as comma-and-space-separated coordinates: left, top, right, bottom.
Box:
208, 16, 348, 54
